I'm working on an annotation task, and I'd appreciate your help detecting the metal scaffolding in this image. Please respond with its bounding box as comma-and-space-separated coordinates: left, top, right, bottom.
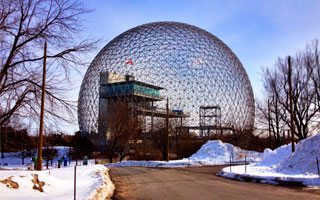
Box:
199, 106, 221, 137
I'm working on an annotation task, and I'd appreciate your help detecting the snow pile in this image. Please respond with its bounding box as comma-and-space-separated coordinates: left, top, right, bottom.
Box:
277, 134, 320, 174
107, 140, 262, 168
220, 134, 320, 186
255, 143, 293, 167
189, 140, 262, 164
0, 164, 114, 200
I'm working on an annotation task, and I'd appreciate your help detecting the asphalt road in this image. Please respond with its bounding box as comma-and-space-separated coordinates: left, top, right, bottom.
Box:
110, 166, 320, 200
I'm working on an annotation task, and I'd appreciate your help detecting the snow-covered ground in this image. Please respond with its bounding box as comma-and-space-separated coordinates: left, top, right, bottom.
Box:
2, 134, 319, 200
0, 146, 70, 169
219, 134, 320, 186
107, 140, 263, 168
0, 147, 114, 200
0, 164, 114, 200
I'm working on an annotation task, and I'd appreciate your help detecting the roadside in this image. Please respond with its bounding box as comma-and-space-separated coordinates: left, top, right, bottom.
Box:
219, 134, 320, 187
0, 163, 114, 200
110, 166, 320, 200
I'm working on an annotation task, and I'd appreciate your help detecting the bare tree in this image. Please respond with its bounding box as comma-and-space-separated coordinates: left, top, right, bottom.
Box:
104, 101, 142, 163
42, 147, 58, 169
149, 117, 176, 161
170, 117, 186, 159
0, 0, 96, 128
150, 126, 167, 160
259, 39, 320, 141
71, 131, 93, 162
12, 127, 33, 165
256, 80, 287, 147
14, 149, 28, 165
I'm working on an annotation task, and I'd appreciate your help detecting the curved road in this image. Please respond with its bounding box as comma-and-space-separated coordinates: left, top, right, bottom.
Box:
110, 166, 320, 200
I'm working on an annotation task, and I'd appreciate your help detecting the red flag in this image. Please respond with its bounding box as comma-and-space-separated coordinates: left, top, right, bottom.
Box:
125, 59, 133, 65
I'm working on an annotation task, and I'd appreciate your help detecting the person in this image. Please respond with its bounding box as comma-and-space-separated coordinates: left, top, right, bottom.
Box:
63, 155, 67, 166
32, 156, 37, 169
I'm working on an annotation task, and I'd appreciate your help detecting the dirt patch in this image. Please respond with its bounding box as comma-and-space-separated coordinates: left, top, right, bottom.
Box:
31, 174, 45, 192
89, 168, 115, 200
0, 176, 19, 189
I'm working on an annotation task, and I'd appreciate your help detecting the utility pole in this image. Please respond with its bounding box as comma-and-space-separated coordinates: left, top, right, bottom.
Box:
0, 125, 2, 158
288, 56, 295, 153
267, 99, 271, 145
166, 97, 169, 162
36, 41, 47, 170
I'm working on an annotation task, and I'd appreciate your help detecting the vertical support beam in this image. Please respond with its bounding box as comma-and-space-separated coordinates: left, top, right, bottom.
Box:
245, 155, 247, 173
74, 165, 77, 200
0, 126, 3, 158
176, 116, 183, 159
288, 56, 295, 153
316, 157, 320, 176
98, 72, 109, 149
36, 41, 47, 171
199, 107, 203, 138
219, 107, 222, 136
151, 101, 154, 134
166, 97, 169, 162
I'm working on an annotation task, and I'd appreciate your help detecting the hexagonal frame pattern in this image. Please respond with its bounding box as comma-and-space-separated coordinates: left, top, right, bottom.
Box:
78, 22, 255, 134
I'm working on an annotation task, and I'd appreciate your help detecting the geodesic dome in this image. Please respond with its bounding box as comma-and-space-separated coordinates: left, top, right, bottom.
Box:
78, 21, 254, 134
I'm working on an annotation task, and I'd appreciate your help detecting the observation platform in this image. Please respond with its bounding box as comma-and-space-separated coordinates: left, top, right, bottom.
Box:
100, 80, 164, 102
99, 72, 189, 119
135, 107, 189, 118
176, 125, 233, 131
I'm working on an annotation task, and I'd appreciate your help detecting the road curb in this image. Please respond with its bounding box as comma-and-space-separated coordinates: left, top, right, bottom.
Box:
217, 170, 306, 187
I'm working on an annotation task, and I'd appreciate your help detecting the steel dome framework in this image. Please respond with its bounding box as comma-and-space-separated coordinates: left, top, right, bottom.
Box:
78, 21, 255, 134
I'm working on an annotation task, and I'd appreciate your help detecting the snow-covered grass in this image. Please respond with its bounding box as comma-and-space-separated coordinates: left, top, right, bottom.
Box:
0, 147, 115, 200
0, 146, 71, 169
0, 164, 114, 200
219, 134, 320, 186
107, 140, 262, 168
2, 133, 318, 200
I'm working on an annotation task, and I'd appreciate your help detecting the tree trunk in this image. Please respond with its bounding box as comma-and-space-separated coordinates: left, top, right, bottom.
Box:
176, 134, 179, 159
46, 160, 49, 169
109, 155, 113, 163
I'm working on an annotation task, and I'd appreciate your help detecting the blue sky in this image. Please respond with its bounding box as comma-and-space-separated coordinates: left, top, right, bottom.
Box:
64, 0, 320, 133
80, 0, 320, 96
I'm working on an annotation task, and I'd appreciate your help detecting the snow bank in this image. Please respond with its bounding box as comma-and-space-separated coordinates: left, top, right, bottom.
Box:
220, 133, 320, 186
0, 165, 114, 200
107, 160, 194, 168
107, 140, 262, 168
277, 134, 320, 175
255, 143, 293, 167
189, 140, 262, 164
220, 165, 320, 186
